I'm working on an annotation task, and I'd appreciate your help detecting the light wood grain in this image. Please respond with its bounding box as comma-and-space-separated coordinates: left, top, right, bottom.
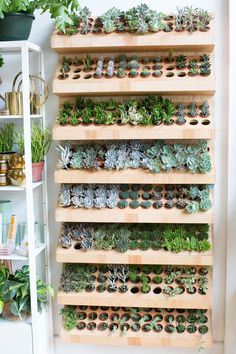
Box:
52, 52, 216, 96
60, 307, 212, 347
54, 168, 215, 185
56, 243, 213, 266
55, 206, 214, 224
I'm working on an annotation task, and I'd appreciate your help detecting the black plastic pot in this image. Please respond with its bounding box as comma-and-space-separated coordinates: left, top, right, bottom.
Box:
0, 13, 35, 41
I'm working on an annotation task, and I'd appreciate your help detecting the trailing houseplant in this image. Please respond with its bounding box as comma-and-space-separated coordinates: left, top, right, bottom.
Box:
0, 0, 80, 41
0, 264, 54, 320
17, 123, 51, 182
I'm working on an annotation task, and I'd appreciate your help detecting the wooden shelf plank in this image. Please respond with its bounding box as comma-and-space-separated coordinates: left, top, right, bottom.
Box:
53, 123, 215, 141
58, 285, 212, 309
56, 245, 213, 266
61, 329, 212, 347
60, 327, 212, 347
55, 168, 215, 185
53, 52, 215, 96
56, 206, 214, 224
51, 22, 215, 53
53, 76, 215, 97
60, 307, 212, 348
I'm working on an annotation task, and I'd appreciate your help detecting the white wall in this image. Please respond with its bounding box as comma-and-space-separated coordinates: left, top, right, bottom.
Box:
14, 0, 228, 352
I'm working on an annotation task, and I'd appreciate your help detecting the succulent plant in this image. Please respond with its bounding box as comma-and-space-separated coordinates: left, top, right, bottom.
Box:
141, 68, 151, 77
200, 101, 210, 117
129, 200, 139, 209
128, 60, 139, 70
116, 68, 126, 78
60, 235, 72, 248
59, 185, 71, 207
57, 144, 72, 169
188, 102, 198, 117
176, 55, 187, 69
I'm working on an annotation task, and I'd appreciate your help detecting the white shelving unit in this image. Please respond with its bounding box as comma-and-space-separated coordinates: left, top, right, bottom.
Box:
0, 41, 54, 354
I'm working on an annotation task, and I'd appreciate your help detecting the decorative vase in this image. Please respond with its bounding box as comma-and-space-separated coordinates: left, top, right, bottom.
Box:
32, 162, 44, 182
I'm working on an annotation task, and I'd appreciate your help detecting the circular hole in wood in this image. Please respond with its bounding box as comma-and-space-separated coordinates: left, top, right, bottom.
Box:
166, 72, 174, 77
97, 322, 108, 331
120, 323, 130, 331
74, 69, 81, 73
109, 323, 119, 332
143, 65, 151, 70
110, 313, 120, 321
76, 322, 86, 330
176, 286, 185, 294
83, 74, 92, 79
189, 119, 198, 125
77, 312, 87, 320
58, 74, 69, 80
201, 119, 210, 125
187, 286, 197, 295
99, 313, 109, 321
178, 72, 186, 77
87, 322, 96, 331
166, 65, 175, 71
88, 312, 97, 321
164, 324, 175, 333
153, 324, 163, 332
153, 287, 162, 294
131, 323, 141, 332
72, 75, 80, 80
74, 242, 81, 250
131, 286, 139, 294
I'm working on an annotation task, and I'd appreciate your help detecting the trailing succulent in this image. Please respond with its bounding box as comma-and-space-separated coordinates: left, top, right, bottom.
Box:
57, 95, 210, 126
61, 223, 207, 253
57, 140, 212, 174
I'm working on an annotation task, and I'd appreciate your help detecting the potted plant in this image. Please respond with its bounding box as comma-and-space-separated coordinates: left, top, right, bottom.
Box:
0, 0, 80, 41
0, 264, 53, 320
17, 123, 51, 182
0, 123, 16, 161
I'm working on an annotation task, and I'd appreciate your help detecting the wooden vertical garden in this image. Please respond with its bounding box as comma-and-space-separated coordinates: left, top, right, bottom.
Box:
52, 20, 215, 348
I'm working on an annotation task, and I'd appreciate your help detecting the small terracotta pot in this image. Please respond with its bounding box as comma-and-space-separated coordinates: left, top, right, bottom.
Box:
32, 162, 44, 182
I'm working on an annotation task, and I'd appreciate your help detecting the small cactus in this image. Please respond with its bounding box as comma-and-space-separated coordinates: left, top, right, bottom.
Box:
128, 60, 139, 70
117, 68, 126, 78
141, 69, 151, 77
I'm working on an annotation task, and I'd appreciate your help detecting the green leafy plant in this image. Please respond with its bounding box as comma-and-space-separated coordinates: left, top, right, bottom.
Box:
0, 0, 80, 34
0, 265, 53, 319
17, 123, 51, 163
0, 123, 15, 152
0, 54, 4, 68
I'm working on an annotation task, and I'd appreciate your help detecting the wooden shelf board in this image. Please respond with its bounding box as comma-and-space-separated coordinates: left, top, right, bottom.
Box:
60, 326, 212, 347
54, 167, 215, 185
56, 206, 214, 224
51, 22, 215, 53
60, 328, 212, 347
53, 77, 215, 97
53, 123, 215, 141
53, 52, 215, 96
58, 284, 212, 309
56, 245, 213, 266
60, 306, 212, 348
